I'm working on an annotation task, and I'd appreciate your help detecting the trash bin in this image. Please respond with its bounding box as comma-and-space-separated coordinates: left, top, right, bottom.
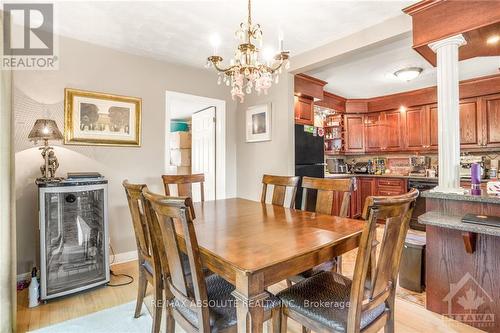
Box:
399, 231, 426, 293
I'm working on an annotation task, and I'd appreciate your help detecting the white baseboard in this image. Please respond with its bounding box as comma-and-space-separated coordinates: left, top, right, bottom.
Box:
110, 250, 138, 266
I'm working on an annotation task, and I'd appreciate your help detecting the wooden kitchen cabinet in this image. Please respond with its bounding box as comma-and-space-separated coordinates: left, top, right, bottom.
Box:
482, 93, 500, 148
459, 99, 482, 148
404, 106, 430, 150
330, 177, 361, 218
376, 178, 407, 196
294, 96, 314, 125
364, 113, 383, 152
350, 178, 362, 218
344, 114, 365, 153
359, 177, 376, 213
429, 98, 483, 149
384, 110, 404, 151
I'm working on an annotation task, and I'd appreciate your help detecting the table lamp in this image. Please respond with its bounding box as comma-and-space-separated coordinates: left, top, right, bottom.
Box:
28, 119, 64, 181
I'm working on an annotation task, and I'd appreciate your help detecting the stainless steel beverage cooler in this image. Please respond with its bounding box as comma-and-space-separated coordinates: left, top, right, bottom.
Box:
38, 179, 109, 300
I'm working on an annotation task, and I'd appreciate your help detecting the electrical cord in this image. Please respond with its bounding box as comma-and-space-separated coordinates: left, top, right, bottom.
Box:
107, 243, 134, 287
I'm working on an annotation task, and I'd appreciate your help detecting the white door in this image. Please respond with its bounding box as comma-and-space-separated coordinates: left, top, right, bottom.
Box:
191, 107, 216, 201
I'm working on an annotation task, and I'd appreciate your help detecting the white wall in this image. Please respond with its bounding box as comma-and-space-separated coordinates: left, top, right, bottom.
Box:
14, 35, 237, 274
236, 74, 295, 201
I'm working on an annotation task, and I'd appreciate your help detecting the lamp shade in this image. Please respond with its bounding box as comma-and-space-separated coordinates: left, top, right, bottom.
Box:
28, 119, 63, 143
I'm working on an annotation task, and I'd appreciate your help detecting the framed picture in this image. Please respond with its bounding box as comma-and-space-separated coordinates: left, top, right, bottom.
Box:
246, 103, 271, 142
64, 88, 142, 146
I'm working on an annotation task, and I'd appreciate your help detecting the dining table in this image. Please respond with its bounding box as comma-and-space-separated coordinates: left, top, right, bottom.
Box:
176, 197, 366, 333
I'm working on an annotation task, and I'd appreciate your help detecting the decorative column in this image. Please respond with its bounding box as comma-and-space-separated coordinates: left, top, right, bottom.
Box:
429, 34, 466, 194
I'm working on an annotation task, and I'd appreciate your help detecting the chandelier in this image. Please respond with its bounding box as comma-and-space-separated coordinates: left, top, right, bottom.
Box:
205, 0, 290, 102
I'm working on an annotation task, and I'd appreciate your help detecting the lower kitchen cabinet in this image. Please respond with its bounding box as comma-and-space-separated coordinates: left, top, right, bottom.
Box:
331, 178, 361, 218
359, 177, 407, 213
359, 177, 376, 213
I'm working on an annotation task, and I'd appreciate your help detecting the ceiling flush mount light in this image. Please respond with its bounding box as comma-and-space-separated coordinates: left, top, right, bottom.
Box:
486, 35, 500, 45
206, 0, 290, 102
394, 67, 423, 82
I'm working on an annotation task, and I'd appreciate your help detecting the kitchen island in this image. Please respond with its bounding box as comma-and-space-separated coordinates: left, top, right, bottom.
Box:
419, 191, 500, 332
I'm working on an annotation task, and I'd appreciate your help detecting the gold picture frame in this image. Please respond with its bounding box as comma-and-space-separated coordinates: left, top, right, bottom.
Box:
64, 88, 142, 146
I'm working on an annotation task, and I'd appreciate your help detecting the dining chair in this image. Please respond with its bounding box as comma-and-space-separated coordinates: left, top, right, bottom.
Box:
261, 174, 300, 208
162, 173, 205, 201
142, 188, 282, 333
123, 180, 164, 333
301, 176, 353, 216
287, 177, 354, 283
277, 188, 419, 333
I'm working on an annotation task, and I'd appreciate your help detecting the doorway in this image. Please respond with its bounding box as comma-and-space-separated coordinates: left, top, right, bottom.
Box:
165, 91, 226, 201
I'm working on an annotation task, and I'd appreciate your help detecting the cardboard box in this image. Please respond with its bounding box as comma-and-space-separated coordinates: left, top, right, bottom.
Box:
170, 131, 191, 149
170, 148, 191, 166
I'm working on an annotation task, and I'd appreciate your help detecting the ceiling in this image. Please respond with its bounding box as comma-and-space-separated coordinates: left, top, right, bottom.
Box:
169, 94, 214, 120
306, 33, 500, 98
52, 1, 415, 68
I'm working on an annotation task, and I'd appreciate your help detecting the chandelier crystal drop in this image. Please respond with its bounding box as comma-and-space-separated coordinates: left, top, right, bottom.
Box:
206, 0, 290, 103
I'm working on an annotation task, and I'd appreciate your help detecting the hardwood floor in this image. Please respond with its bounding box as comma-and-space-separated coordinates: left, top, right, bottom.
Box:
17, 258, 480, 333
16, 261, 143, 333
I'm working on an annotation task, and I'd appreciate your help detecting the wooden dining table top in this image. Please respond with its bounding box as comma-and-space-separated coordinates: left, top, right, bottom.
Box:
181, 198, 366, 274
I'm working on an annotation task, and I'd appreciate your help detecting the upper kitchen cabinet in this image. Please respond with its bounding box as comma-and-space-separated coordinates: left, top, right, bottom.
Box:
459, 99, 483, 149
384, 110, 404, 151
294, 74, 327, 126
482, 93, 500, 148
364, 113, 383, 152
344, 114, 365, 153
403, 106, 430, 151
429, 98, 483, 149
294, 96, 314, 125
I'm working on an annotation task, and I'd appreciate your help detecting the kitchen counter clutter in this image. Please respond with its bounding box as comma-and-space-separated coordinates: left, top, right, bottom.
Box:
325, 173, 438, 180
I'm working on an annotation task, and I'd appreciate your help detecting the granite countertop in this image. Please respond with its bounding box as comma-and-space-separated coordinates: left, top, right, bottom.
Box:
419, 211, 500, 237
421, 190, 500, 204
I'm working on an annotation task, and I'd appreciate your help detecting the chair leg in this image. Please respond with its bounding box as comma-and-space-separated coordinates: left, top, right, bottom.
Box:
301, 326, 311, 333
286, 279, 292, 288
151, 283, 163, 333
165, 307, 175, 333
270, 307, 282, 333
384, 292, 396, 333
165, 289, 175, 333
280, 309, 288, 333
134, 268, 147, 318
335, 256, 342, 274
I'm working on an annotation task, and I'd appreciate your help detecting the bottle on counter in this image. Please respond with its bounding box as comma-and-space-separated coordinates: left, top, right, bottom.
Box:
28, 267, 40, 308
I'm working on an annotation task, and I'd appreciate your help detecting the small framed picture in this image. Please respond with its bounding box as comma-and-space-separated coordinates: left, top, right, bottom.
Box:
246, 103, 271, 142
64, 88, 142, 146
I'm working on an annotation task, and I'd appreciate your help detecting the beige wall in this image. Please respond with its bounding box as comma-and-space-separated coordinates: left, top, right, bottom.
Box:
14, 36, 237, 274
236, 74, 295, 201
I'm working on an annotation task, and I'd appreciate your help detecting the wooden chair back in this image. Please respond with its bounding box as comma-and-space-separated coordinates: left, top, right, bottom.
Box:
122, 180, 153, 267
142, 188, 210, 332
347, 188, 419, 332
261, 174, 300, 208
162, 174, 205, 201
301, 177, 354, 216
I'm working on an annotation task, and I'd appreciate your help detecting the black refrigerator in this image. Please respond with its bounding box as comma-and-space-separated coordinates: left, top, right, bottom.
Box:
295, 124, 325, 210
